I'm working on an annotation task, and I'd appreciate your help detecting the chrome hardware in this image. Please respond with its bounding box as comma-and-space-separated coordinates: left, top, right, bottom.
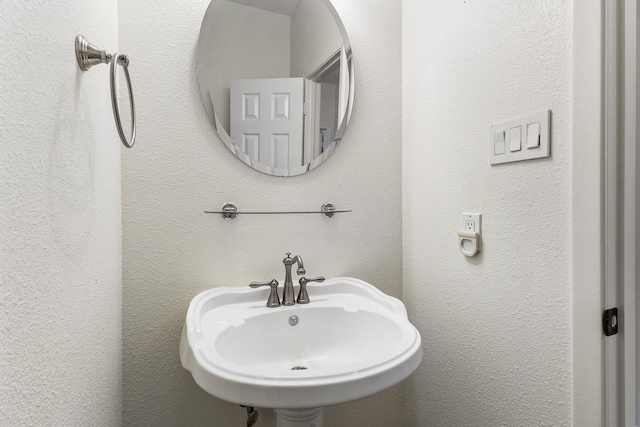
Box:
282, 253, 305, 306
75, 35, 112, 71
205, 202, 351, 219
249, 279, 280, 308
75, 35, 136, 149
110, 53, 136, 148
221, 203, 238, 220
296, 276, 325, 304
288, 315, 299, 326
321, 202, 336, 218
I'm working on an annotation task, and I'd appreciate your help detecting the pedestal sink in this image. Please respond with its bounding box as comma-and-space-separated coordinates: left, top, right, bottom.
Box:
180, 277, 422, 426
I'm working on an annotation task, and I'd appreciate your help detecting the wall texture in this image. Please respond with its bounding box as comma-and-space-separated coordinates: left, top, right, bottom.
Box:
120, 0, 402, 425
402, 0, 573, 425
0, 1, 122, 425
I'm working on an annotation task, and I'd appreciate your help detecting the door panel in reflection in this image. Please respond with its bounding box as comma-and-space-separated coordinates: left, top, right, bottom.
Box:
231, 77, 304, 169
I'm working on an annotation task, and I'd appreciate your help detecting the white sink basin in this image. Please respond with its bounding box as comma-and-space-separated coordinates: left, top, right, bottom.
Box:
180, 277, 422, 409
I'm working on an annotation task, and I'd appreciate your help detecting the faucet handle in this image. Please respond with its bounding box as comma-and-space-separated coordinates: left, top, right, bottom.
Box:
249, 279, 281, 308
296, 276, 325, 304
249, 279, 278, 288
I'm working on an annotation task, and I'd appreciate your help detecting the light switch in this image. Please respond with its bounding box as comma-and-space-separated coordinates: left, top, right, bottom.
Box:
488, 109, 550, 165
526, 122, 540, 149
494, 131, 505, 155
509, 127, 522, 152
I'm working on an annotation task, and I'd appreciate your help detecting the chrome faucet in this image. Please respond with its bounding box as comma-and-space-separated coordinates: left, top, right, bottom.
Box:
282, 253, 305, 305
250, 253, 324, 307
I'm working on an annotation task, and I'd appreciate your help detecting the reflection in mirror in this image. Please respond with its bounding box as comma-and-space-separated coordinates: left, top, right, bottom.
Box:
197, 0, 354, 176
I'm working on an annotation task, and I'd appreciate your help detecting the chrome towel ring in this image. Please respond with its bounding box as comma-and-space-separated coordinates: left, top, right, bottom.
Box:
75, 35, 136, 148
110, 54, 136, 148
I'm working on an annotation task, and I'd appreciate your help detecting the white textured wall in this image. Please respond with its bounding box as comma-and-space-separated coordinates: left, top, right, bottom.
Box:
0, 1, 122, 425
120, 0, 402, 425
402, 1, 573, 426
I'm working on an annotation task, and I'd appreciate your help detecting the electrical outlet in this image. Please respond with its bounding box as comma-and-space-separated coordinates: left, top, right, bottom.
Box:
460, 213, 482, 255
461, 213, 482, 234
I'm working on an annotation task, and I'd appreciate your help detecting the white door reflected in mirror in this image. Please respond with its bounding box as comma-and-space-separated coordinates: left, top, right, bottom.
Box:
231, 78, 305, 170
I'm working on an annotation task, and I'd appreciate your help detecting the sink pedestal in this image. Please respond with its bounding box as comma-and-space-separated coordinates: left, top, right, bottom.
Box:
275, 408, 324, 427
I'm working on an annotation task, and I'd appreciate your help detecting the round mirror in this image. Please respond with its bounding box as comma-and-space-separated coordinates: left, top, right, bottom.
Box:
197, 0, 354, 176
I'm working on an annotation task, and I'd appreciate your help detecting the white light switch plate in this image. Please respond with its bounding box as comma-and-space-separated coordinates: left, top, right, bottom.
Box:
489, 110, 550, 165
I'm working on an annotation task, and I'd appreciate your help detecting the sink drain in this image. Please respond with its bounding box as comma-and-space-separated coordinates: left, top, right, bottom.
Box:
291, 366, 308, 370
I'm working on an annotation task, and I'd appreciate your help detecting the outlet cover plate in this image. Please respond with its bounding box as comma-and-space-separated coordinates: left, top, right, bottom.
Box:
461, 213, 481, 233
